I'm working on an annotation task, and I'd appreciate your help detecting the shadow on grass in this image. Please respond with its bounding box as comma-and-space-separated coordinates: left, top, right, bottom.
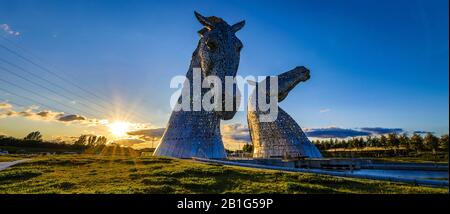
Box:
0, 169, 42, 184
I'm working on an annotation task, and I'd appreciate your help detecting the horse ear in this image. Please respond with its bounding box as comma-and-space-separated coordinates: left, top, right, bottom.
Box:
194, 11, 213, 30
231, 20, 245, 33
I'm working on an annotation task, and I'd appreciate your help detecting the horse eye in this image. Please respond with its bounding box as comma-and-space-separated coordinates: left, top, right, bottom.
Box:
206, 41, 217, 51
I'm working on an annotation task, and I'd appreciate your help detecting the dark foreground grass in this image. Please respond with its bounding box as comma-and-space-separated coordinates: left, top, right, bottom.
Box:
0, 154, 447, 194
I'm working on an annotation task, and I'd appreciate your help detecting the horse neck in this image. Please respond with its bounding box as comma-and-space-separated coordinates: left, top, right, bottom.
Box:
184, 46, 207, 96
176, 46, 215, 115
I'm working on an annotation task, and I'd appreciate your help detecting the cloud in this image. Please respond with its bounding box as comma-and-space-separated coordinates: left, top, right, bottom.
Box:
127, 128, 165, 139
221, 123, 251, 150
222, 123, 251, 142
305, 127, 371, 138
58, 114, 86, 122
359, 127, 403, 135
126, 123, 252, 150
0, 102, 12, 109
1, 106, 64, 121
0, 102, 89, 124
319, 108, 331, 113
305, 127, 405, 138
127, 128, 165, 142
413, 130, 433, 134
124, 123, 408, 148
0, 24, 20, 36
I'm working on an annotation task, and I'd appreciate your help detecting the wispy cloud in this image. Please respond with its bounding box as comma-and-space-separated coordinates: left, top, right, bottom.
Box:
221, 123, 251, 150
305, 127, 371, 138
126, 123, 252, 150
0, 102, 102, 126
0, 102, 12, 109
319, 108, 331, 113
58, 114, 86, 122
413, 130, 433, 134
359, 127, 403, 135
0, 24, 20, 36
222, 123, 251, 143
127, 128, 165, 141
125, 122, 409, 147
305, 127, 405, 138
1, 105, 64, 122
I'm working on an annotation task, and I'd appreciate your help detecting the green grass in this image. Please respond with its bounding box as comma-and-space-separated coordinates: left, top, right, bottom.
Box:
0, 154, 447, 194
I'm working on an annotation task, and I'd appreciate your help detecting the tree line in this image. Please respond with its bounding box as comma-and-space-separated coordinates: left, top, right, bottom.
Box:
312, 133, 449, 154
0, 131, 116, 154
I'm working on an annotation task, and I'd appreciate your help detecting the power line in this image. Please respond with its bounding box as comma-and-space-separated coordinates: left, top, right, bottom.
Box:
0, 42, 141, 118
0, 99, 27, 109
0, 36, 111, 101
0, 87, 67, 114
0, 43, 109, 102
0, 97, 105, 139
0, 57, 110, 114
0, 65, 103, 118
0, 37, 147, 122
0, 78, 97, 118
0, 43, 113, 111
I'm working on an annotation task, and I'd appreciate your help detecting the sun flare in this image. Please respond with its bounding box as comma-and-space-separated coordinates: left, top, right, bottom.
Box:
108, 121, 130, 137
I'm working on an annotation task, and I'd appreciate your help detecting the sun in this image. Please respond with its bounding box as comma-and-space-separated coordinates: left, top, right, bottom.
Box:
108, 121, 130, 137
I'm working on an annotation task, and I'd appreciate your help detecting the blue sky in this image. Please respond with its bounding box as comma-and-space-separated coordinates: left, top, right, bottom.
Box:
0, 0, 448, 141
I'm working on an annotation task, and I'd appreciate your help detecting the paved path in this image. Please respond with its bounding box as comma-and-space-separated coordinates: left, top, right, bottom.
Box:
0, 159, 31, 171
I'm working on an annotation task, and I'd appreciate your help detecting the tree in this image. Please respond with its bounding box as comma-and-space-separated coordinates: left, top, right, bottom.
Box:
96, 136, 107, 146
74, 135, 88, 146
424, 133, 439, 154
242, 144, 253, 153
74, 135, 108, 148
23, 131, 42, 141
387, 133, 400, 150
366, 136, 373, 147
371, 137, 380, 147
439, 134, 449, 151
355, 137, 364, 150
379, 135, 387, 147
399, 133, 410, 151
410, 133, 424, 153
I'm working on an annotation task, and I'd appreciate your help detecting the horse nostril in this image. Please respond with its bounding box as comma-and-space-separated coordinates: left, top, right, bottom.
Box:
302, 70, 310, 76
304, 71, 311, 79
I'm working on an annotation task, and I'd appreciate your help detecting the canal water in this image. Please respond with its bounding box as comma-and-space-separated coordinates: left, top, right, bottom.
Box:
338, 169, 449, 180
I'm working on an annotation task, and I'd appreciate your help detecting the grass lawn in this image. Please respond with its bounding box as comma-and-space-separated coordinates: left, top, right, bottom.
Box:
0, 154, 447, 194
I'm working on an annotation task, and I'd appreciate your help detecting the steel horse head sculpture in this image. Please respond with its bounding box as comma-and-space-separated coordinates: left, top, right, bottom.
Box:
247, 66, 323, 159
153, 12, 245, 158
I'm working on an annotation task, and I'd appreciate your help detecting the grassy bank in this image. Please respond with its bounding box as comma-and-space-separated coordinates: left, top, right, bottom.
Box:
0, 154, 447, 194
